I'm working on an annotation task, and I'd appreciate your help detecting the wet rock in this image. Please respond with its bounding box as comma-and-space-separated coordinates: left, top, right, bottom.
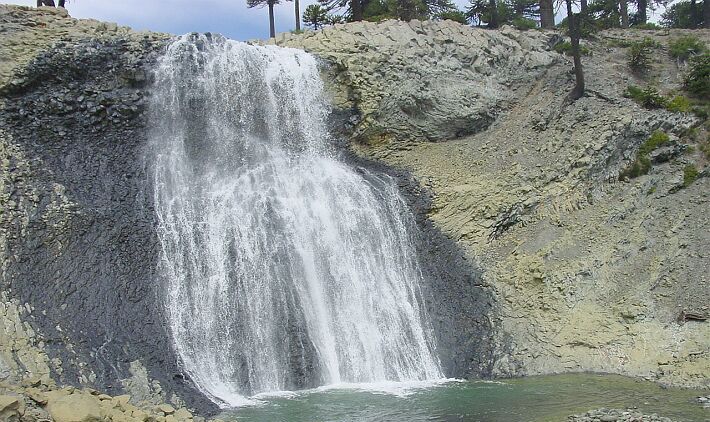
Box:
568, 408, 676, 422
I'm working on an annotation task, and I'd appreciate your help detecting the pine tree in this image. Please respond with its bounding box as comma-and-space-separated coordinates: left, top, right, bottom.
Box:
565, 0, 584, 103
303, 4, 330, 29
540, 0, 555, 28
247, 0, 281, 38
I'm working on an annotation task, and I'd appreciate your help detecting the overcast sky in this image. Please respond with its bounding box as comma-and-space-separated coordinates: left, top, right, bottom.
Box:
3, 0, 669, 41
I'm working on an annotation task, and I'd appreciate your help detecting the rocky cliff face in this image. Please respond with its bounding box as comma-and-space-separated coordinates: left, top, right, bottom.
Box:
0, 5, 217, 416
0, 5, 708, 420
276, 22, 710, 389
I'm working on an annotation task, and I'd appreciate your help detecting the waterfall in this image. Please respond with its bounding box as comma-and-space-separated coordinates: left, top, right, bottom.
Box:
149, 33, 442, 407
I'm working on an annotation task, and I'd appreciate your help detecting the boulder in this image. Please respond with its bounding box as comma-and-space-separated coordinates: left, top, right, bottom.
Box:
156, 403, 175, 415
174, 407, 193, 420
47, 393, 102, 422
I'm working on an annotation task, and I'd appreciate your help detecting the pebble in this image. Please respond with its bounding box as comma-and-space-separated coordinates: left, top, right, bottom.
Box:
568, 408, 677, 422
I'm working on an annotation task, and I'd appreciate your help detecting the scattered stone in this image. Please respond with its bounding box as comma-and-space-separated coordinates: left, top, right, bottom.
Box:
568, 408, 677, 422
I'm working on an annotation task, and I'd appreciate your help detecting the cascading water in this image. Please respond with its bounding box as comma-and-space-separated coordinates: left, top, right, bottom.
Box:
149, 33, 442, 406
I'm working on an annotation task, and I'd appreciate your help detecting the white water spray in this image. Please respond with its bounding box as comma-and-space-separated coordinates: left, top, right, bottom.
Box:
149, 34, 441, 406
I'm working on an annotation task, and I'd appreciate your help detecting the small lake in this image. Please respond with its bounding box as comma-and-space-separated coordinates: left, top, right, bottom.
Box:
220, 373, 707, 422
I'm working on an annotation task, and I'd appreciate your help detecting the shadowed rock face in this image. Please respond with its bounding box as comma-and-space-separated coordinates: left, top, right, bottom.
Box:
0, 31, 224, 414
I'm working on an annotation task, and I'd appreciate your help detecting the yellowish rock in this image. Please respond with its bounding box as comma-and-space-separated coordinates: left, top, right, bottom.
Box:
113, 394, 132, 407
156, 403, 175, 415
0, 395, 25, 421
47, 393, 102, 422
174, 407, 192, 420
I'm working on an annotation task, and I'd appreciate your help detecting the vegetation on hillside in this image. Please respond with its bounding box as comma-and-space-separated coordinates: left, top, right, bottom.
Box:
246, 0, 710, 37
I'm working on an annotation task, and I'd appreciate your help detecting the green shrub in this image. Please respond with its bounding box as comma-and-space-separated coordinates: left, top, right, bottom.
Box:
553, 41, 591, 56
625, 86, 695, 114
608, 39, 634, 48
681, 126, 699, 141
619, 155, 652, 179
632, 22, 661, 30
684, 53, 710, 99
625, 85, 668, 109
700, 143, 710, 160
682, 164, 699, 187
639, 130, 670, 155
619, 130, 669, 180
666, 95, 692, 113
669, 36, 708, 61
512, 17, 537, 30
628, 37, 658, 74
437, 11, 468, 24
691, 103, 710, 119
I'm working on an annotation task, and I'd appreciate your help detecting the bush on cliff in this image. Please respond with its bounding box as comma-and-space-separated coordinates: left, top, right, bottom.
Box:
683, 164, 699, 187
668, 35, 707, 62
684, 53, 710, 99
619, 130, 669, 180
628, 37, 659, 75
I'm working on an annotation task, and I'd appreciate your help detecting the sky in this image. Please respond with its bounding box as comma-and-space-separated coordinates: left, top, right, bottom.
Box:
2, 0, 671, 41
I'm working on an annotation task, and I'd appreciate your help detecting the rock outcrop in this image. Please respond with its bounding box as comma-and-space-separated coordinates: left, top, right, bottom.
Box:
0, 378, 204, 422
277, 24, 710, 388
272, 19, 557, 143
0, 4, 217, 416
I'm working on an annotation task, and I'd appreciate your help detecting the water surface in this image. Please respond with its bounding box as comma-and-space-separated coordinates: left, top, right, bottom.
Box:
223, 374, 707, 422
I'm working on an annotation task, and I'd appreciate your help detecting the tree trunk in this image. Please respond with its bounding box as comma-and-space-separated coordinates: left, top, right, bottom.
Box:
294, 0, 301, 30
704, 0, 710, 28
58, 0, 65, 7
637, 0, 647, 24
351, 0, 363, 21
565, 0, 584, 103
268, 2, 276, 38
619, 0, 629, 27
540, 0, 555, 28
580, 0, 588, 12
691, 0, 699, 27
489, 0, 499, 28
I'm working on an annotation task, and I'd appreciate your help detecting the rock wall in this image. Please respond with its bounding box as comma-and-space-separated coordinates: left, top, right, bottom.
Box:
0, 8, 708, 422
277, 22, 710, 388
0, 5, 218, 415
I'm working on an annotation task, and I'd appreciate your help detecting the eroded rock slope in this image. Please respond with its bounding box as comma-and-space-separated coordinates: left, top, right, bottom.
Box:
278, 22, 710, 388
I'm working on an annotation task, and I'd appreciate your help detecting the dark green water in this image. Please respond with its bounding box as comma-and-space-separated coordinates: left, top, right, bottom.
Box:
220, 374, 707, 422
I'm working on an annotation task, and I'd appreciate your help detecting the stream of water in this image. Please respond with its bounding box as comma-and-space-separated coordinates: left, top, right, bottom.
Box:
149, 34, 442, 406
